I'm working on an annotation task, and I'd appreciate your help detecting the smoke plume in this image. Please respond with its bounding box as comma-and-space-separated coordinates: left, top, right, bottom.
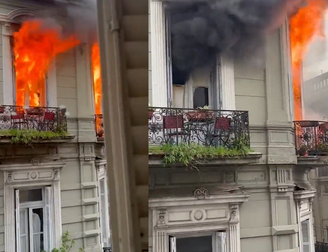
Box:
168, 0, 306, 82
30, 0, 98, 43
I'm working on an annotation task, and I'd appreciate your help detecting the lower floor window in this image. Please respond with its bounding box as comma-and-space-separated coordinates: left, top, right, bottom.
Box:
170, 232, 226, 252
15, 187, 52, 252
302, 219, 310, 252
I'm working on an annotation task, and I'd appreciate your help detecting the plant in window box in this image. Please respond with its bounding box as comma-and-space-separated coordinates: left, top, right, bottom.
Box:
317, 142, 328, 156
42, 231, 84, 252
149, 103, 155, 120
186, 106, 215, 122
298, 144, 308, 156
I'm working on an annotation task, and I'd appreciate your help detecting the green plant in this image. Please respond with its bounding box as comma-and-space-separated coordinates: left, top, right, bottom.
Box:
0, 129, 68, 145
318, 143, 328, 152
196, 105, 210, 110
149, 142, 252, 169
41, 231, 84, 252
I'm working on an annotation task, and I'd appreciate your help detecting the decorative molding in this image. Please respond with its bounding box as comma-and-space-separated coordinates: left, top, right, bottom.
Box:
157, 209, 166, 226
193, 188, 209, 200
3, 163, 63, 252
229, 204, 239, 223
30, 157, 41, 166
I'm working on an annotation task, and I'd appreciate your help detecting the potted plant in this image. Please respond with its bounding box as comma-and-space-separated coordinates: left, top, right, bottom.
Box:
149, 103, 155, 120
317, 142, 328, 156
186, 106, 215, 122
298, 144, 308, 156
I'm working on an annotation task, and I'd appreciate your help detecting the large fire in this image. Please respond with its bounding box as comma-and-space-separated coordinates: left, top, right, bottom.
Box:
91, 42, 102, 114
13, 20, 80, 107
290, 0, 327, 120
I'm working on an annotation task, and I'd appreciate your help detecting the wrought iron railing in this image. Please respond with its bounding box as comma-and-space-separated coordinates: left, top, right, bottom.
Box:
95, 114, 104, 138
148, 107, 250, 148
0, 105, 67, 132
316, 242, 328, 252
294, 120, 328, 156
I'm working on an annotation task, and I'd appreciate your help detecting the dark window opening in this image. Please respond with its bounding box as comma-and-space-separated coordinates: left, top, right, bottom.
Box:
193, 87, 209, 108
176, 236, 212, 252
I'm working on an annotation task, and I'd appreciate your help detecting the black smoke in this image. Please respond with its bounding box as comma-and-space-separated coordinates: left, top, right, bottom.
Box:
168, 0, 306, 83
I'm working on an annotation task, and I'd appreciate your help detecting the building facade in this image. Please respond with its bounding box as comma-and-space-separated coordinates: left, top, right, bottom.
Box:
148, 2, 322, 252
0, 1, 113, 251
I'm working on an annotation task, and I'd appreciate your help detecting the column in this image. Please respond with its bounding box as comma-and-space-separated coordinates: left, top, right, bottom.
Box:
150, 0, 168, 107
2, 22, 14, 105
220, 54, 236, 110
228, 204, 240, 252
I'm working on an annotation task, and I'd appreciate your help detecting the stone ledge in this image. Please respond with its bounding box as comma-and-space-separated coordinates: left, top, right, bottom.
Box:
297, 156, 328, 167
149, 152, 262, 168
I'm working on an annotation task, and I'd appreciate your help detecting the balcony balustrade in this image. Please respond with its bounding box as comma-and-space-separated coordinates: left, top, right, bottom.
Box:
294, 120, 328, 156
148, 107, 250, 148
0, 105, 67, 132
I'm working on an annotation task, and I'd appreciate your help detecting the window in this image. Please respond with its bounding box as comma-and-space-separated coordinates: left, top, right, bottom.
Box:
193, 87, 209, 108
98, 178, 111, 247
302, 219, 310, 252
169, 232, 226, 252
10, 36, 48, 107
15, 187, 52, 252
165, 4, 221, 109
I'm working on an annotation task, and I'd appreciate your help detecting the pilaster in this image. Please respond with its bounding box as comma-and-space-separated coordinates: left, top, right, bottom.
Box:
150, 0, 168, 107
75, 42, 97, 142
265, 19, 296, 164
2, 22, 14, 105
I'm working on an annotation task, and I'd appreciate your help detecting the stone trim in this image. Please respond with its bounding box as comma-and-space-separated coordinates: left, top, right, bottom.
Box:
2, 162, 65, 252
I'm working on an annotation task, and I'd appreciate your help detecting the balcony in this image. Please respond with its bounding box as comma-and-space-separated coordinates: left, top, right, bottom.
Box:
95, 114, 104, 140
0, 105, 72, 144
148, 107, 259, 167
294, 120, 328, 156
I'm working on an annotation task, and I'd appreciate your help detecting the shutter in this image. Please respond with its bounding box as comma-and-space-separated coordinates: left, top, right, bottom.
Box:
15, 189, 20, 252
216, 232, 226, 252
169, 236, 176, 252
45, 186, 53, 251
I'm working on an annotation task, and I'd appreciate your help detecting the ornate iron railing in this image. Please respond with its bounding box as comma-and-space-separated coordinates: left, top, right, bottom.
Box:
148, 107, 250, 148
316, 242, 328, 252
95, 114, 104, 138
0, 105, 67, 132
294, 120, 328, 156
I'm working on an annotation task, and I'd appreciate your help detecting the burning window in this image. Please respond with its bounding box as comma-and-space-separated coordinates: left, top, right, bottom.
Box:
91, 42, 102, 115
12, 20, 79, 107
290, 0, 328, 120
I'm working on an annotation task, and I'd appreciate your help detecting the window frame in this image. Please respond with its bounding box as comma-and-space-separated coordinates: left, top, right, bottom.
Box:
2, 163, 63, 252
2, 22, 57, 107
97, 161, 111, 248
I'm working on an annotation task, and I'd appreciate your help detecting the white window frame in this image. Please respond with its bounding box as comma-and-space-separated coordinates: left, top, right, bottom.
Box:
169, 231, 227, 252
15, 187, 52, 252
1, 22, 57, 107
96, 160, 111, 247
301, 219, 311, 252
1, 162, 64, 252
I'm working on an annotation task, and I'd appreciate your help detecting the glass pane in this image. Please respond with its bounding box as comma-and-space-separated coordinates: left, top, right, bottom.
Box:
20, 209, 27, 235
19, 189, 42, 203
20, 236, 27, 252
303, 244, 310, 252
100, 179, 105, 194
176, 236, 212, 252
302, 220, 309, 243
32, 208, 44, 233
193, 87, 209, 108
33, 233, 44, 252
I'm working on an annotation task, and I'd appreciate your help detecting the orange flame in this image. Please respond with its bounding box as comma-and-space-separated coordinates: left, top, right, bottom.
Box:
91, 42, 102, 114
13, 20, 80, 107
290, 0, 327, 120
